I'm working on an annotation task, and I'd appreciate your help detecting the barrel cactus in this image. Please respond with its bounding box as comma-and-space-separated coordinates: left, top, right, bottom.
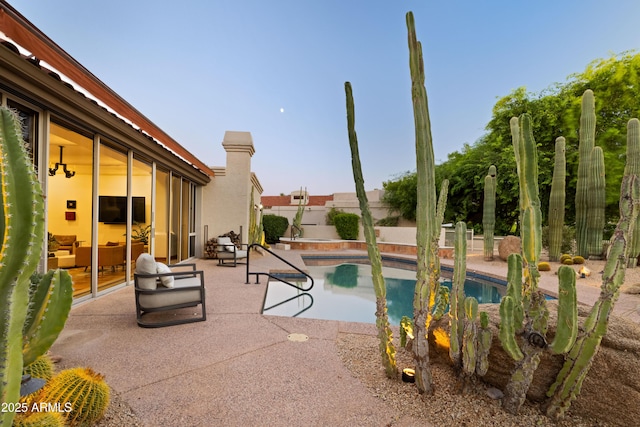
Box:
548, 137, 566, 262
12, 411, 66, 427
37, 367, 110, 427
23, 354, 55, 381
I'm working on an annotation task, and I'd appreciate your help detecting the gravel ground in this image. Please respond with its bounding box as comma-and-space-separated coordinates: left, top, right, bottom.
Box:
336, 333, 611, 427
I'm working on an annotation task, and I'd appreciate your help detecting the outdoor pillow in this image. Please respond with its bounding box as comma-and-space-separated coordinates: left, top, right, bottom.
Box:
135, 253, 157, 290
217, 237, 234, 252
156, 262, 174, 288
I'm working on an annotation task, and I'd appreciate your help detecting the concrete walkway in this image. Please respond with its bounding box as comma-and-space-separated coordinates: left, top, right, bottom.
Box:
50, 248, 640, 426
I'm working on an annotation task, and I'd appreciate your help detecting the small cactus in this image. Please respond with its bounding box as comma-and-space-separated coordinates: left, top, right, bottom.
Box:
23, 354, 55, 381
572, 256, 585, 265
537, 262, 551, 271
12, 411, 66, 427
562, 258, 574, 265
560, 254, 573, 263
37, 367, 110, 427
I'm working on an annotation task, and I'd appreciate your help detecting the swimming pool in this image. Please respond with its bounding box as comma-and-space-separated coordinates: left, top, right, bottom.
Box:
261, 263, 505, 325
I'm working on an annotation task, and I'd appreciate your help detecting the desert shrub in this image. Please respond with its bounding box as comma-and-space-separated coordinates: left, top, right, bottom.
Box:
376, 216, 400, 226
326, 207, 345, 225
263, 214, 289, 244
334, 213, 360, 240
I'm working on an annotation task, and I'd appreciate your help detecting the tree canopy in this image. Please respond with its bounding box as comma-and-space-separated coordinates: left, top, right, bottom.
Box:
383, 52, 640, 235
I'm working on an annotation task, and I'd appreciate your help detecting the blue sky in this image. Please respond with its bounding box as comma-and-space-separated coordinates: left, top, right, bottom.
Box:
6, 1, 640, 195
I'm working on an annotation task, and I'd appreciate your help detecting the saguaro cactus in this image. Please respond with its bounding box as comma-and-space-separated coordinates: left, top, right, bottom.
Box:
586, 146, 606, 258
548, 137, 566, 262
576, 90, 596, 257
0, 107, 46, 426
624, 118, 640, 267
483, 165, 497, 261
345, 82, 397, 378
407, 10, 445, 394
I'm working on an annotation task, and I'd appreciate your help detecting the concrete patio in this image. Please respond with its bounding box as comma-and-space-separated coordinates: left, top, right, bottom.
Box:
50, 248, 640, 426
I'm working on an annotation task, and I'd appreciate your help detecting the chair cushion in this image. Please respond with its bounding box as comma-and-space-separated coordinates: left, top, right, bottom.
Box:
106, 241, 120, 246
137, 277, 202, 309
156, 262, 174, 288
135, 253, 157, 290
235, 250, 248, 259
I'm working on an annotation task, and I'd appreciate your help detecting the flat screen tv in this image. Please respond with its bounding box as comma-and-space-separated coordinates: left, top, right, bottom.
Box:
98, 196, 146, 224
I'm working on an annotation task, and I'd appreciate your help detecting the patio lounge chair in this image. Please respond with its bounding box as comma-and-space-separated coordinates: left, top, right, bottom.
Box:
134, 253, 206, 328
214, 236, 248, 267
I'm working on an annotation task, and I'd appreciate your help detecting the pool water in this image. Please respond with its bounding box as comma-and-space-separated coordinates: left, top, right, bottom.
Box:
261, 263, 505, 325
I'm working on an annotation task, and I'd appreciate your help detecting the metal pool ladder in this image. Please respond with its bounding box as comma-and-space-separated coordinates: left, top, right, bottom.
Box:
245, 244, 314, 291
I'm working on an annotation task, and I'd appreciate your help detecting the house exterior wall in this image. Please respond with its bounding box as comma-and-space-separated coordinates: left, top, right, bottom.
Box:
201, 131, 263, 244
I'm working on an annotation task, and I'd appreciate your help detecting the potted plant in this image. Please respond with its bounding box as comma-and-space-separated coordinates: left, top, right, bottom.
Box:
129, 222, 151, 245
47, 233, 59, 253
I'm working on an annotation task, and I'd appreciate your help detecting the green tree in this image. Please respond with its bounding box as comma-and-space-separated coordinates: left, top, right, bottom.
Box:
383, 52, 640, 234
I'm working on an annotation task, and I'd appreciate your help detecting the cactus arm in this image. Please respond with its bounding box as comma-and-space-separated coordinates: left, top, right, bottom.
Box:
461, 297, 478, 377
518, 113, 542, 269
548, 137, 566, 262
575, 90, 596, 257
476, 311, 492, 376
432, 286, 449, 321
506, 253, 524, 330
548, 266, 578, 354
449, 221, 467, 367
22, 269, 73, 366
426, 179, 449, 330
546, 174, 640, 419
0, 107, 45, 426
499, 296, 524, 361
345, 81, 396, 378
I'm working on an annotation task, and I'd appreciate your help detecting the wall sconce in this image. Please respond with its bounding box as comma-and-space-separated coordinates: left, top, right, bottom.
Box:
49, 146, 75, 178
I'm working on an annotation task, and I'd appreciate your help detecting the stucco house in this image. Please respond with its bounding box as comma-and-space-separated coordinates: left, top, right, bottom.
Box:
0, 2, 261, 301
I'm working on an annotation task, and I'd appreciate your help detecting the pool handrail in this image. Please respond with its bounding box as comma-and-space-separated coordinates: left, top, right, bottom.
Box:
246, 243, 314, 291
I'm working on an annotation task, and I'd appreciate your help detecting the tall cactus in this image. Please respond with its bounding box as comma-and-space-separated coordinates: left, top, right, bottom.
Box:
0, 107, 46, 426
548, 137, 566, 262
345, 82, 396, 378
575, 89, 596, 257
546, 174, 640, 418
449, 221, 467, 368
586, 146, 606, 258
624, 118, 640, 267
407, 10, 445, 394
498, 114, 580, 414
483, 165, 497, 261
